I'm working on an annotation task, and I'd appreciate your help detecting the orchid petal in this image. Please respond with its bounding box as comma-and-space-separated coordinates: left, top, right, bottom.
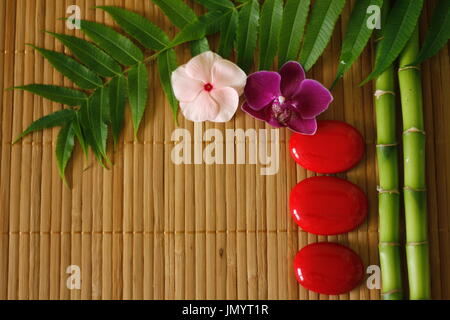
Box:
184, 51, 220, 83
171, 66, 204, 102
280, 61, 306, 97
288, 115, 318, 135
180, 91, 219, 122
210, 87, 240, 123
244, 71, 281, 111
293, 79, 333, 119
212, 59, 247, 95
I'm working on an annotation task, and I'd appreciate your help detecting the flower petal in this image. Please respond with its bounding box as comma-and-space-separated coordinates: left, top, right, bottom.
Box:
212, 59, 247, 95
279, 61, 306, 97
288, 115, 318, 135
241, 102, 284, 128
293, 79, 333, 119
184, 51, 219, 83
210, 87, 240, 123
180, 91, 219, 122
244, 71, 281, 111
171, 66, 204, 102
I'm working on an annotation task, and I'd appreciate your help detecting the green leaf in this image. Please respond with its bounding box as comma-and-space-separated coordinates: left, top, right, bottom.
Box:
299, 0, 346, 71
278, 0, 310, 67
237, 0, 260, 72
29, 45, 103, 90
151, 0, 210, 56
190, 38, 210, 56
413, 0, 450, 65
194, 0, 235, 11
109, 75, 127, 147
14, 109, 76, 143
15, 84, 87, 106
199, 10, 231, 35
72, 112, 89, 159
152, 0, 198, 28
77, 87, 110, 164
169, 20, 206, 48
157, 48, 179, 123
47, 32, 122, 77
361, 0, 424, 85
80, 19, 144, 66
97, 6, 170, 51
332, 0, 383, 88
78, 101, 105, 164
127, 62, 149, 137
218, 9, 238, 58
259, 0, 283, 70
56, 122, 76, 183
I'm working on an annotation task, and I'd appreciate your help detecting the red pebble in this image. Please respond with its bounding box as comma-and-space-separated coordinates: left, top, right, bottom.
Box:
290, 176, 368, 235
289, 120, 365, 173
294, 242, 364, 295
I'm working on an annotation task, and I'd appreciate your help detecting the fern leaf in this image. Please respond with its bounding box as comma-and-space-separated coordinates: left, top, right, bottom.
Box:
414, 0, 450, 65
98, 6, 170, 51
259, 0, 283, 70
299, 0, 346, 71
218, 9, 238, 58
47, 32, 122, 77
237, 0, 260, 72
157, 49, 179, 123
279, 0, 310, 67
332, 0, 383, 88
14, 109, 76, 144
109, 75, 127, 147
29, 45, 103, 90
128, 63, 149, 137
361, 0, 424, 84
80, 19, 144, 66
56, 122, 76, 183
14, 84, 88, 106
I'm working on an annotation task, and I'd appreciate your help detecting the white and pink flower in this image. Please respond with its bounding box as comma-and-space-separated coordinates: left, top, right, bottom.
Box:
171, 51, 247, 123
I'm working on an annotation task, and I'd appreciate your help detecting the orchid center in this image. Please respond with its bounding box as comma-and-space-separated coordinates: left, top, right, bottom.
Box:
272, 97, 292, 126
204, 83, 214, 92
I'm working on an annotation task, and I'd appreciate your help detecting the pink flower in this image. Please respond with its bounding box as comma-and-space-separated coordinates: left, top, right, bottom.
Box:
242, 62, 333, 135
171, 51, 247, 123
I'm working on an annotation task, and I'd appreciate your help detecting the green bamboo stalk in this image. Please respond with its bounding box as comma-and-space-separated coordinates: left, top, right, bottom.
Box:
375, 0, 403, 300
398, 27, 431, 300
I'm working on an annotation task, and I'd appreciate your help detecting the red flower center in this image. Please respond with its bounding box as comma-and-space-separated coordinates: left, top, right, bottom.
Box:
204, 83, 213, 92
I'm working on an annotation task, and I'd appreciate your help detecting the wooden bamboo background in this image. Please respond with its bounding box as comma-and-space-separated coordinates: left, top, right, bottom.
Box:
0, 0, 449, 300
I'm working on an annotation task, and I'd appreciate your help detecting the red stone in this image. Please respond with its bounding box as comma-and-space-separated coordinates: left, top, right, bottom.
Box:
289, 120, 365, 173
294, 242, 364, 295
290, 176, 368, 235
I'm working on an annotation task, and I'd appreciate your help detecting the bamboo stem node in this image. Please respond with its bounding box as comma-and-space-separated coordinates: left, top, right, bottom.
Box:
404, 186, 427, 192
403, 127, 426, 135
376, 143, 398, 147
379, 242, 401, 247
381, 289, 402, 296
406, 241, 429, 246
374, 90, 396, 99
399, 65, 420, 72
377, 186, 400, 194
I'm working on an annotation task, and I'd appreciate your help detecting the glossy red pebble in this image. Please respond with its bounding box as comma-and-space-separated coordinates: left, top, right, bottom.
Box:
290, 176, 368, 235
294, 242, 364, 295
289, 120, 365, 173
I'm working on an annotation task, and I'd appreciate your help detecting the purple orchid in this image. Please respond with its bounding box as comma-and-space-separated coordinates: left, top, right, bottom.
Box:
242, 61, 333, 135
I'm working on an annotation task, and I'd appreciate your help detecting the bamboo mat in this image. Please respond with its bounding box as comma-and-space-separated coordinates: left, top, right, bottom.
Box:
0, 0, 449, 300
